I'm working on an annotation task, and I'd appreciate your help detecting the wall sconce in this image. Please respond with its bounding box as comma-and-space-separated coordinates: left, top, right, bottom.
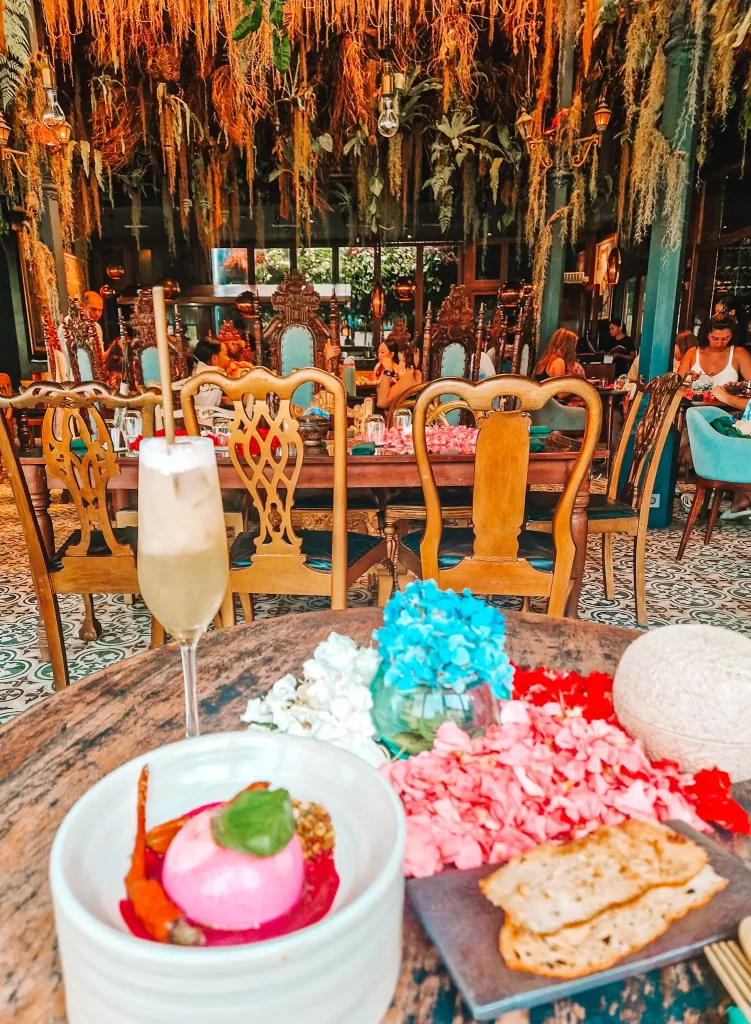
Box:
0, 59, 72, 176
235, 290, 257, 318
516, 98, 612, 171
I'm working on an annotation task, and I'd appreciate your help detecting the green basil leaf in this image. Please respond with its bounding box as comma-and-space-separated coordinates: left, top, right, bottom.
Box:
269, 0, 285, 29
272, 30, 291, 73
212, 788, 296, 857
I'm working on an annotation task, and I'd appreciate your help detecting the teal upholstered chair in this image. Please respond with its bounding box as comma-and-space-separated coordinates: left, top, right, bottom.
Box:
529, 396, 587, 432
527, 372, 687, 626
677, 405, 751, 558
120, 289, 188, 389
63, 300, 105, 383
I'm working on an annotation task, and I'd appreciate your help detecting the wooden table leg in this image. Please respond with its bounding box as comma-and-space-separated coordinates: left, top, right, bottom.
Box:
566, 473, 590, 618
21, 463, 55, 558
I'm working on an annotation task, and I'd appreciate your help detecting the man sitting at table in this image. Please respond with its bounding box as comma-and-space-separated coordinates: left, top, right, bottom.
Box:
602, 318, 636, 377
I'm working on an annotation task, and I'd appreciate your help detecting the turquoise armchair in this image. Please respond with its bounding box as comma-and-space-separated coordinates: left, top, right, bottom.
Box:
677, 405, 751, 557
529, 397, 587, 432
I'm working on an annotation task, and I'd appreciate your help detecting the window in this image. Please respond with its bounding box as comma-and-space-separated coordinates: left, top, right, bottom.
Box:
211, 248, 249, 286
254, 248, 290, 284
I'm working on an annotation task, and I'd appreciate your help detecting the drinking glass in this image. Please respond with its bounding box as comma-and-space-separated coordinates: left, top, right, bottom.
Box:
393, 408, 412, 434
137, 436, 229, 738
365, 413, 386, 446
122, 411, 142, 452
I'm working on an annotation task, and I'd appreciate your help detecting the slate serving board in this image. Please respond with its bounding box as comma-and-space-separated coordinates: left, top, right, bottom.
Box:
406, 823, 751, 1020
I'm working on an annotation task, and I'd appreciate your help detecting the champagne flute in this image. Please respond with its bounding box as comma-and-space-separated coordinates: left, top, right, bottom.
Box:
137, 435, 229, 738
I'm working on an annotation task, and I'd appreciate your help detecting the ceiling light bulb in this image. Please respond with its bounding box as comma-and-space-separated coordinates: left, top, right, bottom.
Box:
377, 95, 399, 138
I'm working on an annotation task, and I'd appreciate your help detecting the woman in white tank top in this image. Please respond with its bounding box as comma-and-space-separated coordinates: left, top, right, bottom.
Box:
677, 316, 751, 391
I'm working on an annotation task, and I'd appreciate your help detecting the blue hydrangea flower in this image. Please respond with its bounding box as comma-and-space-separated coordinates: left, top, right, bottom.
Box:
373, 580, 514, 699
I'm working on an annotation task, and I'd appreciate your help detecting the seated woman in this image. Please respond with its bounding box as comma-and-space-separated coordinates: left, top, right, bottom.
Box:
677, 315, 751, 390
376, 339, 422, 409
674, 329, 696, 371
534, 328, 585, 404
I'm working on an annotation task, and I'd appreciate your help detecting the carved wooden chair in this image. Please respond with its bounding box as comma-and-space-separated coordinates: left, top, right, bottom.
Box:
263, 271, 340, 409
62, 300, 106, 383
120, 289, 189, 388
0, 382, 166, 690
526, 372, 687, 626
217, 320, 253, 363
509, 291, 537, 377
398, 375, 601, 615
41, 306, 69, 383
486, 305, 509, 374
420, 286, 481, 382
180, 367, 389, 624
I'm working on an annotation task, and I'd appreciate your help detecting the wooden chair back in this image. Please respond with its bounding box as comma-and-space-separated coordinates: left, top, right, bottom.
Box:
421, 285, 479, 381
40, 307, 68, 382
180, 367, 348, 607
412, 374, 601, 613
486, 305, 509, 373
0, 401, 68, 685
508, 292, 537, 376
264, 270, 337, 377
62, 300, 105, 383
386, 381, 454, 427
608, 372, 688, 524
12, 382, 161, 555
120, 289, 189, 388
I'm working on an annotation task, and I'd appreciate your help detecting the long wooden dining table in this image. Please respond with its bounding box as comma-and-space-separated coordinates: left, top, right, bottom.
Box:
19, 433, 598, 617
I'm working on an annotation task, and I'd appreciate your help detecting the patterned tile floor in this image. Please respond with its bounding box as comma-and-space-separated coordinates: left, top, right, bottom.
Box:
1, 482, 750, 725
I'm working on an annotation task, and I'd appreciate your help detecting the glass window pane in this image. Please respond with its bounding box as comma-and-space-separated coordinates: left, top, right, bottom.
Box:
254, 248, 290, 284
298, 248, 332, 284
474, 243, 502, 280
211, 248, 249, 286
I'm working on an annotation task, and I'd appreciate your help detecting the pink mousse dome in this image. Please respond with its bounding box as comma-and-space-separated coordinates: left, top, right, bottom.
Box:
162, 807, 305, 930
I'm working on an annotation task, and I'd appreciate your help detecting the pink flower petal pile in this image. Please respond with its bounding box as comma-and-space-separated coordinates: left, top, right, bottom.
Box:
355, 425, 478, 455
380, 702, 708, 878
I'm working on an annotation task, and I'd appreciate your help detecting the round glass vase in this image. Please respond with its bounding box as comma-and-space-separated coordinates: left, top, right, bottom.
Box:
370, 664, 499, 758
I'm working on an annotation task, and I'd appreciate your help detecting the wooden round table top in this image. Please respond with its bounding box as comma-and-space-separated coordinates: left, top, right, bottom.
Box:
0, 609, 662, 1024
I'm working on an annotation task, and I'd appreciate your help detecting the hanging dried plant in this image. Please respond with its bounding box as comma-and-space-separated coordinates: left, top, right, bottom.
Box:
387, 133, 403, 201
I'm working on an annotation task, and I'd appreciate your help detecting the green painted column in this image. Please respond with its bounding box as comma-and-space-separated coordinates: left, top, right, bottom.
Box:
537, 18, 576, 356
538, 171, 572, 352
623, 5, 705, 527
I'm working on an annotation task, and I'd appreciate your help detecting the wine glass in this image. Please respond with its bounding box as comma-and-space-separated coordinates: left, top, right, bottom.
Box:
137, 436, 229, 738
122, 411, 142, 453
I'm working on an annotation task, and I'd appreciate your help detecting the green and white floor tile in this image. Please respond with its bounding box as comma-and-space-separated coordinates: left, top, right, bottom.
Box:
1, 483, 750, 724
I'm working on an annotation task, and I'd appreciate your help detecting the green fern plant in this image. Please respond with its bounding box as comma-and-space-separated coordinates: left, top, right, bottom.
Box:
0, 0, 32, 111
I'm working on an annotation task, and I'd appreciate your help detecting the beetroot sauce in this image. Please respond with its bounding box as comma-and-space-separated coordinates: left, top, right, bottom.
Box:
120, 802, 340, 946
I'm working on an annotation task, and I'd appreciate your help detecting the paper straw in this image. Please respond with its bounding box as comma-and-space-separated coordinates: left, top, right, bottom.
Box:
152, 285, 175, 445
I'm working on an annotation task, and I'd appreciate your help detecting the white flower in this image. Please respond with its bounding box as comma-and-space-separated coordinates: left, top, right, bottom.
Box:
240, 632, 388, 768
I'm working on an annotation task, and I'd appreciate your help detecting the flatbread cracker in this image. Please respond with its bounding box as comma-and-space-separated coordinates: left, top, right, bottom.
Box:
500, 864, 728, 979
480, 821, 708, 935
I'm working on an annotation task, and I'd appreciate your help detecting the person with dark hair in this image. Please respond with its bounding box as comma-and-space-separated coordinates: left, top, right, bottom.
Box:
676, 315, 751, 391
674, 330, 696, 370
603, 317, 635, 377
376, 338, 421, 409
193, 338, 229, 372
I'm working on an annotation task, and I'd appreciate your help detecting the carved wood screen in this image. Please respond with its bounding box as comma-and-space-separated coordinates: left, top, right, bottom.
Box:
217, 320, 252, 362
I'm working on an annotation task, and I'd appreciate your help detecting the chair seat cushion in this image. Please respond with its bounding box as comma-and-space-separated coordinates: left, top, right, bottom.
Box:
386, 487, 474, 509
293, 488, 379, 511
230, 528, 383, 572
51, 527, 137, 572
525, 492, 638, 522
401, 527, 554, 572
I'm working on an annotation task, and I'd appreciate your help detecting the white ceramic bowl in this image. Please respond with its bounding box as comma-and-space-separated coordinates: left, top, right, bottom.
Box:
50, 731, 406, 1024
